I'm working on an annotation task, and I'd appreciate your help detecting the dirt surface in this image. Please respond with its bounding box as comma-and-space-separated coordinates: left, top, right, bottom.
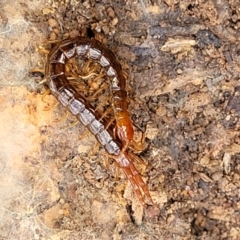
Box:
1, 0, 240, 239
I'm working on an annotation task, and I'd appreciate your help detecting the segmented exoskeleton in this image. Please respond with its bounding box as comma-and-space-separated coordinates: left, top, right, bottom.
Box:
45, 37, 153, 206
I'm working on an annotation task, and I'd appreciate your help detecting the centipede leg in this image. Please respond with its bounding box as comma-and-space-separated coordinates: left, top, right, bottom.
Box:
43, 101, 59, 111
38, 78, 48, 85
105, 117, 115, 130
83, 59, 93, 73
90, 141, 100, 156
69, 71, 98, 81
114, 161, 120, 180
128, 151, 146, 166
54, 111, 69, 123
64, 120, 80, 130
103, 154, 110, 169
30, 68, 45, 75
129, 132, 146, 153
120, 166, 145, 205
41, 89, 59, 111
130, 141, 146, 153
79, 129, 90, 140
89, 70, 105, 83
38, 45, 50, 55
99, 107, 113, 121
87, 82, 108, 101
91, 96, 112, 117
41, 89, 51, 102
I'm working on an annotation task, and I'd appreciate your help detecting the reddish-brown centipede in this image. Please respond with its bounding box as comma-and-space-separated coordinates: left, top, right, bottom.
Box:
45, 36, 153, 206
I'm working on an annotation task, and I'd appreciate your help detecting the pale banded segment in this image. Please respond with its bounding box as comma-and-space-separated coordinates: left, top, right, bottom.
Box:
49, 80, 59, 96
77, 108, 95, 126
107, 66, 116, 76
58, 88, 74, 107
112, 77, 119, 88
57, 53, 66, 64
99, 55, 110, 67
76, 44, 90, 55
95, 130, 112, 146
105, 140, 120, 155
63, 45, 76, 59
89, 47, 101, 59
68, 98, 85, 115
88, 119, 105, 135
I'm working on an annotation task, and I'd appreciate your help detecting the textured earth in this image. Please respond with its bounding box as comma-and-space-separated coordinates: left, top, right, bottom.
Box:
0, 0, 240, 239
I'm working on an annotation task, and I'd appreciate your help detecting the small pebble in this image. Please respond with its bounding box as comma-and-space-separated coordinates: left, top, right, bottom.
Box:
48, 18, 58, 28
111, 17, 118, 26
176, 68, 183, 74
42, 8, 54, 15
106, 6, 115, 19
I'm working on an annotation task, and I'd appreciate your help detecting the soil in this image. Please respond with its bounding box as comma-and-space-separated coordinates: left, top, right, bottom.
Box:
0, 0, 240, 239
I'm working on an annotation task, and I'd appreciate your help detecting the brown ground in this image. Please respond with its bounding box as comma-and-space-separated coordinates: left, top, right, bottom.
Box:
0, 0, 240, 239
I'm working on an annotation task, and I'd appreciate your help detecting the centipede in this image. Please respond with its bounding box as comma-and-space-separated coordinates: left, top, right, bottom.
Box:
45, 36, 153, 206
